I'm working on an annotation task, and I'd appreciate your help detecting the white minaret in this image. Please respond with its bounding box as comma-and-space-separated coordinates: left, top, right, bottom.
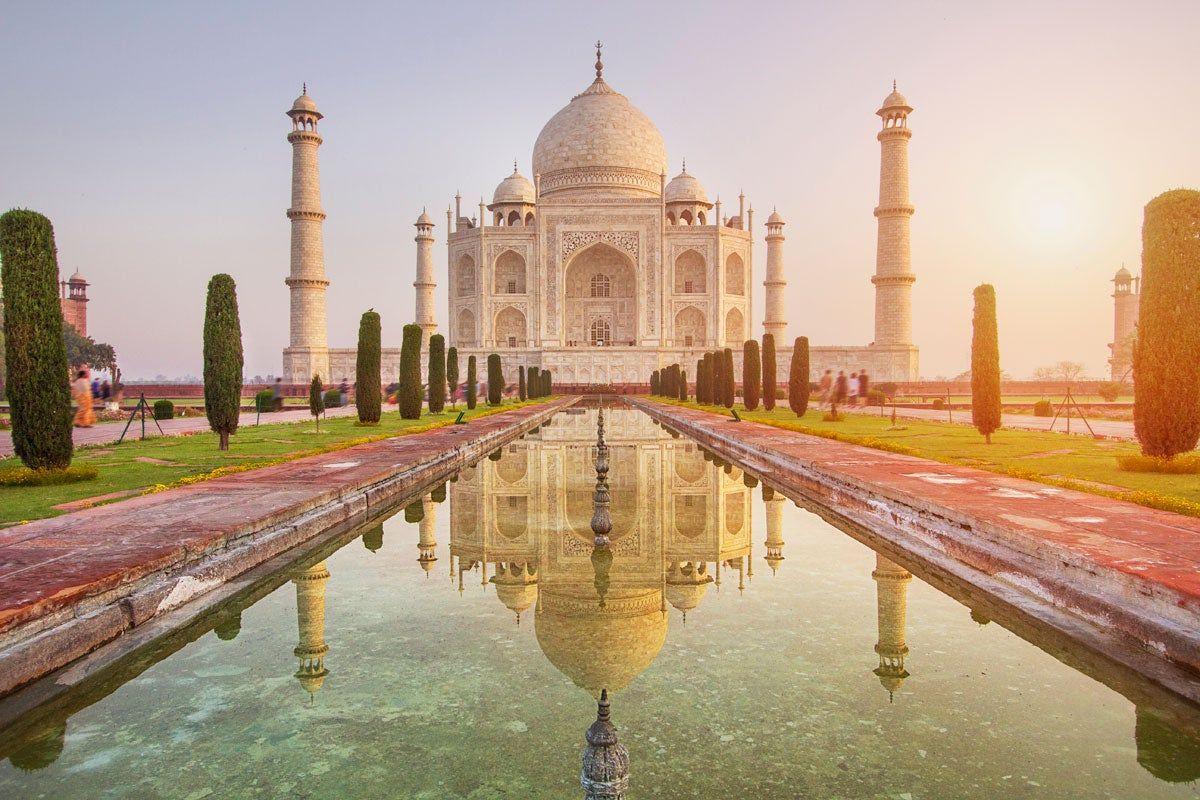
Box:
872, 83, 916, 348
283, 85, 330, 384
763, 209, 787, 341
414, 209, 437, 351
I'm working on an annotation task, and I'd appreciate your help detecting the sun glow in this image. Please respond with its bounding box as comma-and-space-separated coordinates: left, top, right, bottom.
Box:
1006, 170, 1098, 251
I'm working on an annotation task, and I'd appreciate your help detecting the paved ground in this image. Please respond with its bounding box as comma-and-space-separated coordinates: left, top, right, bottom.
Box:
843, 403, 1136, 439
0, 404, 361, 458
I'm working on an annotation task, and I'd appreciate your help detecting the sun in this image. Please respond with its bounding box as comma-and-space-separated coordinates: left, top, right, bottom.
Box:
1008, 170, 1095, 250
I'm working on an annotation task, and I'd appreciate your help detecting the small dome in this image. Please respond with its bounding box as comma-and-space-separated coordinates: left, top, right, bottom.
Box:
492, 167, 536, 205
68, 270, 86, 283
664, 167, 709, 205
767, 209, 785, 225
415, 209, 434, 227
1114, 266, 1132, 281
878, 84, 912, 114
291, 90, 319, 114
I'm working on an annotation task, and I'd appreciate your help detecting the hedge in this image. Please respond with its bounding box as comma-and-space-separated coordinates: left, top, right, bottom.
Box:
427, 333, 446, 413
762, 333, 777, 411
152, 399, 174, 420
743, 339, 761, 411
466, 355, 478, 409
788, 336, 810, 416
486, 353, 503, 406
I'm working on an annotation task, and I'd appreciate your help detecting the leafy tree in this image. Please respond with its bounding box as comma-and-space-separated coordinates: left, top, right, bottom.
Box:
63, 325, 116, 373
971, 284, 1002, 443
518, 365, 527, 401
788, 336, 810, 417
427, 334, 446, 413
1032, 361, 1086, 384
398, 324, 422, 419
355, 310, 381, 423
743, 339, 761, 411
446, 346, 459, 409
762, 333, 777, 411
1134, 189, 1200, 458
0, 210, 73, 468
466, 355, 478, 409
203, 273, 244, 451
721, 348, 735, 408
487, 353, 503, 406
309, 373, 324, 431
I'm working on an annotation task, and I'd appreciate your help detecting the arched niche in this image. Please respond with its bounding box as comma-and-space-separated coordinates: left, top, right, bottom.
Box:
674, 249, 706, 294
494, 306, 527, 348
495, 250, 527, 294
457, 308, 477, 345
724, 307, 744, 344
674, 306, 706, 348
564, 242, 637, 346
456, 254, 476, 297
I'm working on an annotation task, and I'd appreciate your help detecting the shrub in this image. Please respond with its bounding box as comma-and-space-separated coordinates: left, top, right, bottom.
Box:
446, 346, 460, 408
518, 365, 527, 401
152, 399, 174, 420
466, 356, 477, 409
876, 382, 898, 400
0, 464, 97, 487
971, 283, 1002, 443
932, 398, 945, 410
1117, 452, 1200, 474
323, 388, 341, 408
788, 336, 810, 416
1033, 399, 1053, 417
1095, 381, 1124, 402
721, 348, 735, 408
427, 334, 446, 413
356, 310, 382, 423
487, 353, 503, 406
309, 374, 325, 430
0, 210, 74, 469
398, 324, 423, 419
822, 411, 842, 422
866, 389, 886, 406
708, 352, 720, 405
255, 389, 274, 413
743, 340, 761, 411
203, 274, 244, 451
1134, 189, 1200, 458
544, 370, 553, 397
762, 333, 777, 411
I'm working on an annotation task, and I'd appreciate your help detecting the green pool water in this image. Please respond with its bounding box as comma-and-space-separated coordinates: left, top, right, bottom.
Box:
1, 406, 1197, 799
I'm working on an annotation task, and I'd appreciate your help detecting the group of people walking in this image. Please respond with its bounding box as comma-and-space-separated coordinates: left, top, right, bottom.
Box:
69, 368, 118, 428
817, 369, 870, 409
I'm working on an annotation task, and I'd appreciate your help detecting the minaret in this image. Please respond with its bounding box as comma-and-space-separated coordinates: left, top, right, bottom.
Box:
417, 495, 438, 575
762, 210, 787, 341
414, 210, 438, 352
293, 560, 331, 699
872, 83, 916, 348
763, 494, 786, 574
871, 553, 911, 700
283, 85, 331, 384
1109, 265, 1140, 380
581, 689, 630, 800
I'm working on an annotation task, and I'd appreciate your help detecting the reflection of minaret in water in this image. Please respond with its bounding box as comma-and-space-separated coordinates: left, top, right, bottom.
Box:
871, 553, 911, 700
763, 494, 786, 574
417, 496, 438, 576
581, 688, 630, 800
293, 561, 331, 700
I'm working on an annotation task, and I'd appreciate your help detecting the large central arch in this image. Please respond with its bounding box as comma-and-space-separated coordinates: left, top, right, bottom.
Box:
564, 243, 637, 346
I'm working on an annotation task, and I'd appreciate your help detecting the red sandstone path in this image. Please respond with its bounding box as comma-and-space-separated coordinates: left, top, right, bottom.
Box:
842, 403, 1135, 439
0, 404, 361, 458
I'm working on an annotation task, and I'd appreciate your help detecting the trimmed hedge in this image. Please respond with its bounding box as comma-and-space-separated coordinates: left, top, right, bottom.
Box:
1033, 399, 1052, 417
323, 388, 341, 408
971, 284, 1002, 443
356, 310, 382, 423
743, 339, 761, 411
518, 365, 527, 401
153, 399, 174, 420
650, 369, 660, 396
309, 374, 325, 429
398, 323, 422, 419
427, 334, 446, 413
446, 346, 460, 408
788, 336, 810, 416
203, 274, 244, 451
721, 348, 735, 408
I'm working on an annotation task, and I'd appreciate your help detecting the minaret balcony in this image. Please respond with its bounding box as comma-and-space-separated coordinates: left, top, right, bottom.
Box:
873, 204, 915, 218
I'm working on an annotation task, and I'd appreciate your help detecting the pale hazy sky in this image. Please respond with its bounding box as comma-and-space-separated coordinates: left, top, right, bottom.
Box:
3, 1, 1197, 379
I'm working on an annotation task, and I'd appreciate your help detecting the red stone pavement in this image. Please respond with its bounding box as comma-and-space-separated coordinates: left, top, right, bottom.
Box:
0, 400, 568, 642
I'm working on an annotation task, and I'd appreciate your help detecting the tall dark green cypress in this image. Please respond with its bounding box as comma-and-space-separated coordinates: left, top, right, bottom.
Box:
446, 346, 460, 409
971, 284, 1001, 444
721, 348, 735, 408
487, 353, 503, 406
743, 340, 761, 411
309, 373, 324, 431
466, 355, 478, 409
788, 336, 810, 417
650, 370, 660, 396
427, 334, 446, 413
528, 366, 540, 398
678, 369, 688, 402
762, 333, 777, 412
202, 273, 244, 451
709, 352, 721, 405
355, 310, 382, 423
544, 370, 552, 397
696, 359, 705, 404
518, 365, 527, 401
0, 210, 73, 468
398, 323, 423, 419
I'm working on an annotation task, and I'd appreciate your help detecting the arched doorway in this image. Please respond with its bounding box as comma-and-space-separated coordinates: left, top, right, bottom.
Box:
564, 243, 637, 346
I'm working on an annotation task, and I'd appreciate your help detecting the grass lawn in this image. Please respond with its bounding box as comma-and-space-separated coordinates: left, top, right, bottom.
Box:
652, 399, 1199, 515
0, 399, 545, 525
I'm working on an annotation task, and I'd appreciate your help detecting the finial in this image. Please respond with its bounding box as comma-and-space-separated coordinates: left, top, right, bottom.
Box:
681, 157, 687, 174
595, 40, 604, 79
893, 79, 897, 92
302, 82, 307, 95
513, 159, 518, 174
597, 688, 611, 721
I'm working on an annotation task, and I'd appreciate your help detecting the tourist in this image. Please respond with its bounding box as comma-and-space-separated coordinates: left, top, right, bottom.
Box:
819, 370, 833, 409
72, 368, 95, 428
91, 376, 101, 399
271, 377, 284, 412
849, 372, 859, 405
858, 370, 870, 404
100, 379, 115, 412
834, 371, 848, 406
339, 378, 350, 406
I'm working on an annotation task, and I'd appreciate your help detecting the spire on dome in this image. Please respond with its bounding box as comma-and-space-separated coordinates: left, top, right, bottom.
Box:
595, 40, 603, 79
303, 82, 308, 95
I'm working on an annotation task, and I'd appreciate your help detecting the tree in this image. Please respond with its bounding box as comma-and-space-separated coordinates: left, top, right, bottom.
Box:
0, 210, 73, 468
1032, 361, 1086, 384
743, 340, 761, 411
427, 334, 446, 413
446, 346, 460, 409
678, 369, 688, 402
696, 358, 705, 404
398, 323, 423, 419
721, 348, 735, 408
518, 365, 527, 401
203, 273, 244, 451
63, 325, 116, 373
971, 284, 1002, 444
309, 373, 324, 431
788, 336, 810, 417
355, 310, 382, 423
487, 354, 503, 405
544, 370, 553, 397
762, 333, 777, 411
466, 355, 478, 409
1134, 189, 1200, 458
528, 366, 540, 399
650, 369, 660, 396
710, 351, 722, 405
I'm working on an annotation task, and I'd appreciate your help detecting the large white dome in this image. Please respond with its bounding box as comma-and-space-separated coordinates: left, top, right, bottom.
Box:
532, 69, 667, 199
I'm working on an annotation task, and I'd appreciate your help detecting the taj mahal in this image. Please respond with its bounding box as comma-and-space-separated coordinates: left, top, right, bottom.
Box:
281, 45, 919, 386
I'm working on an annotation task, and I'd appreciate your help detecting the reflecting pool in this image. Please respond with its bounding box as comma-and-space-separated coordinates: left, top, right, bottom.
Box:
1, 405, 1198, 798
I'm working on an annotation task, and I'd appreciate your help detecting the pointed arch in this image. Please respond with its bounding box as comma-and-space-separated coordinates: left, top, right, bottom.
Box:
725, 253, 745, 296
674, 306, 706, 348
494, 306, 527, 348
456, 308, 476, 345
674, 249, 706, 294
495, 250, 526, 294
724, 307, 744, 344
456, 254, 476, 297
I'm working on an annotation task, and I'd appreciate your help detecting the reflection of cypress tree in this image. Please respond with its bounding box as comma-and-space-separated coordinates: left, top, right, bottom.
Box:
213, 609, 243, 640
404, 501, 425, 524
969, 607, 991, 626
591, 546, 613, 608
7, 720, 66, 772
361, 524, 384, 552
1135, 705, 1200, 783
430, 481, 447, 503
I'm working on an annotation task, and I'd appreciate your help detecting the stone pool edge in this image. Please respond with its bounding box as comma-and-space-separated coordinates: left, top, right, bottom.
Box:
0, 397, 577, 698
629, 398, 1200, 694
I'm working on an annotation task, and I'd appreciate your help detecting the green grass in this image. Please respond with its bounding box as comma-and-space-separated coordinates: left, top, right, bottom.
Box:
0, 399, 546, 525
652, 398, 1200, 515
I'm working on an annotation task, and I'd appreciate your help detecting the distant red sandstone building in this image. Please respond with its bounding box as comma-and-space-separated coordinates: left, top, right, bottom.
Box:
59, 270, 88, 336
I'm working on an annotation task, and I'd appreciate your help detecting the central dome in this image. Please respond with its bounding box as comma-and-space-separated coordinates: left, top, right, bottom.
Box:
532, 65, 667, 199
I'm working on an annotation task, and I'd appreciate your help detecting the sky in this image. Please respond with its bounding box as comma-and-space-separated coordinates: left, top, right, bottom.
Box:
2, 0, 1197, 380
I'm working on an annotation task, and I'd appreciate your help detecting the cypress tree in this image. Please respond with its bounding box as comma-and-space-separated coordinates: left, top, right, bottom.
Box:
788, 336, 810, 417
309, 373, 324, 431
528, 366, 540, 399
743, 340, 761, 411
398, 323, 423, 419
971, 284, 1002, 444
0, 210, 73, 469
696, 359, 705, 404
679, 369, 688, 402
1134, 189, 1200, 458
487, 353, 503, 406
721, 348, 735, 408
466, 355, 478, 409
664, 365, 674, 398
650, 369, 660, 396
762, 333, 777, 411
202, 273, 244, 451
709, 352, 721, 405
544, 370, 553, 397
446, 346, 459, 409
427, 334, 446, 413
518, 365, 527, 401
355, 309, 382, 423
